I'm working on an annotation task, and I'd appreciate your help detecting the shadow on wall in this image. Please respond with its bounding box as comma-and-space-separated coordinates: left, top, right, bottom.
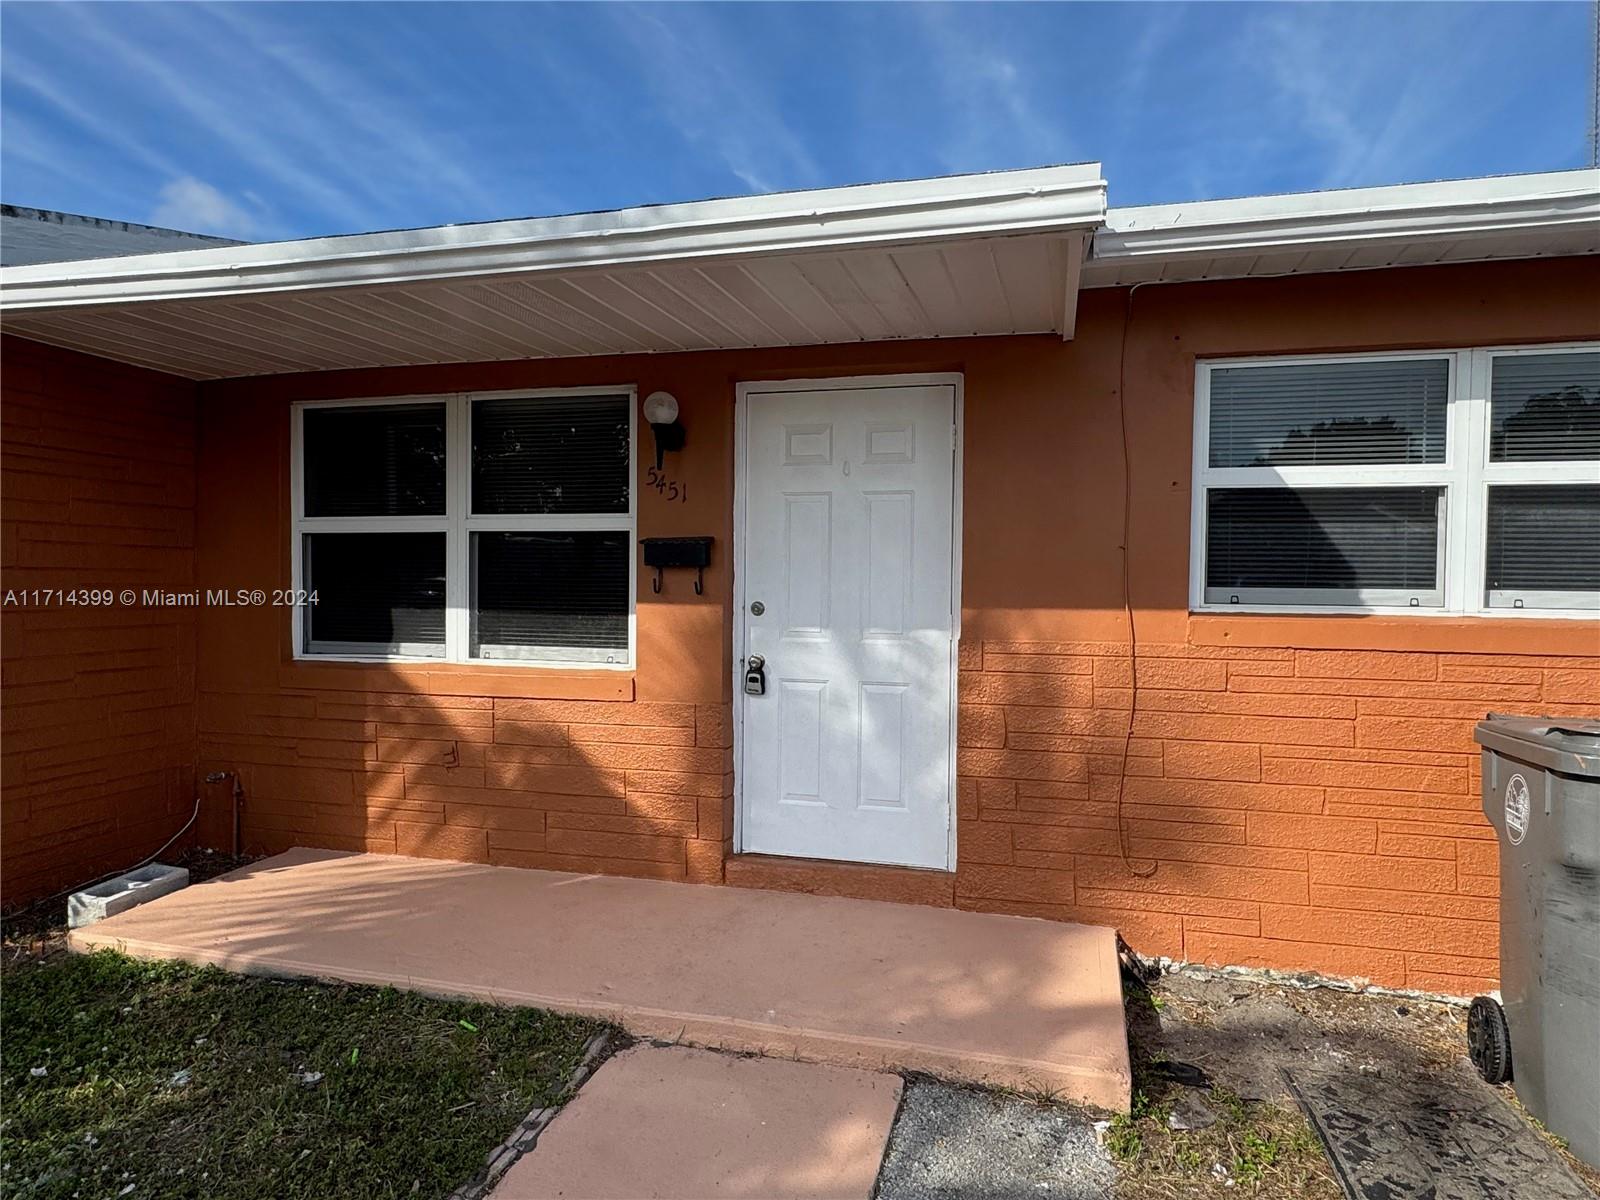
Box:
0, 335, 202, 910
947, 598, 1546, 996
196, 547, 1532, 999
198, 607, 734, 899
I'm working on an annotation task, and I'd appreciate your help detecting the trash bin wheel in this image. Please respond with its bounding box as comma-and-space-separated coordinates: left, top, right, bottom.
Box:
1468, 995, 1513, 1085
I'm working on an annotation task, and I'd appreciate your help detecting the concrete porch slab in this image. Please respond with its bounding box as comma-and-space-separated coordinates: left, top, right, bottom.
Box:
68, 848, 1131, 1109
491, 1045, 901, 1199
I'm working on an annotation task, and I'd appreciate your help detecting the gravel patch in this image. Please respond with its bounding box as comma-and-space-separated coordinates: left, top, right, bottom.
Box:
875, 1077, 1113, 1200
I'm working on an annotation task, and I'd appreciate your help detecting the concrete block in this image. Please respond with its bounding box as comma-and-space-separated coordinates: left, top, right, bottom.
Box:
68, 864, 188, 928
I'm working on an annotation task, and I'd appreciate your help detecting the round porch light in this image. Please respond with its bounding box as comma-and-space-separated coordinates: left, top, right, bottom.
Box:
644, 391, 685, 469
643, 391, 679, 425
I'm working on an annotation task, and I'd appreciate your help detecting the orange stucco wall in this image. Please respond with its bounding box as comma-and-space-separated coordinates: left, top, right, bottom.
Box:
1, 337, 199, 903
6, 256, 1596, 991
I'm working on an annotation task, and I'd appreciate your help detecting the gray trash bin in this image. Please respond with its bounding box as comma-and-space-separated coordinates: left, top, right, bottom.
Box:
1472, 714, 1600, 1169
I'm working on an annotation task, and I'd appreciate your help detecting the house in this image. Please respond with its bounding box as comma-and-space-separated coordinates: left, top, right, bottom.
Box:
2, 164, 1596, 995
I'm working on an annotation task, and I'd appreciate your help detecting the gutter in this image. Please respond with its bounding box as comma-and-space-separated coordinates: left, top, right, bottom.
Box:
1091, 169, 1600, 264
0, 165, 1108, 311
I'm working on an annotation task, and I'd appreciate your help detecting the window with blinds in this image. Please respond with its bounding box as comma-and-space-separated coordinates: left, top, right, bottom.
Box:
303, 532, 446, 655
294, 391, 635, 665
1197, 355, 1452, 608
471, 531, 630, 661
1208, 359, 1448, 468
467, 395, 632, 663
1194, 345, 1599, 616
1489, 351, 1600, 462
1205, 488, 1441, 604
1482, 350, 1600, 611
1486, 486, 1600, 607
303, 403, 446, 516
472, 395, 630, 515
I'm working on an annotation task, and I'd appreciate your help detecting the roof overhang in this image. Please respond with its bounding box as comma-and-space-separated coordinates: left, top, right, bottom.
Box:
1083, 169, 1600, 288
0, 164, 1105, 380
5, 165, 1594, 380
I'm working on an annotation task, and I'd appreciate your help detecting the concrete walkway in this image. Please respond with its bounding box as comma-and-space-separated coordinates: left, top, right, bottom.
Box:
491, 1045, 901, 1199
69, 847, 1130, 1108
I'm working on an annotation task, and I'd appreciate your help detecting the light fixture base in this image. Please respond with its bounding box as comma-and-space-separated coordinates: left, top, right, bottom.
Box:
644, 391, 685, 469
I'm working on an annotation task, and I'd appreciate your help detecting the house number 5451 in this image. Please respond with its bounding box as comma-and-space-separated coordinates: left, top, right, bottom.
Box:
645, 466, 688, 503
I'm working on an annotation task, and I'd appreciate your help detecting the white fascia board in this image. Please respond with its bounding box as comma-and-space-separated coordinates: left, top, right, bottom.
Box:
1091, 169, 1600, 264
0, 164, 1106, 311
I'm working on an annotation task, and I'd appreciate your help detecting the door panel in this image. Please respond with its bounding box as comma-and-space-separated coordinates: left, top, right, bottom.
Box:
739, 382, 956, 869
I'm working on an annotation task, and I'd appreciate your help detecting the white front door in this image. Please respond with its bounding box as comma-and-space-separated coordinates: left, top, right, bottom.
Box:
737, 378, 958, 870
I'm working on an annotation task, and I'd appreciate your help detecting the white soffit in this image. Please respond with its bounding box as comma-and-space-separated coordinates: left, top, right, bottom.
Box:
0, 165, 1105, 380
1083, 169, 1600, 288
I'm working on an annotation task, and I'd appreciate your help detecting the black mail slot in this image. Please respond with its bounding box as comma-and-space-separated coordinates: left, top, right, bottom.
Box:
641, 537, 713, 569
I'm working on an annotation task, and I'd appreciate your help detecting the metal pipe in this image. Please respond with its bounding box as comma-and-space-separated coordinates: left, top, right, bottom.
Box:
205, 770, 244, 857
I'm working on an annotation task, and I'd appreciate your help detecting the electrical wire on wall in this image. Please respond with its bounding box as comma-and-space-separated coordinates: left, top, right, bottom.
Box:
5, 795, 202, 919
4, 769, 241, 921
1113, 281, 1158, 879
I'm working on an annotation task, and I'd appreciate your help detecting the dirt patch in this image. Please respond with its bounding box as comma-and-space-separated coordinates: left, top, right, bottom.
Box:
1110, 969, 1339, 1200
1141, 969, 1465, 1104
1114, 961, 1598, 1199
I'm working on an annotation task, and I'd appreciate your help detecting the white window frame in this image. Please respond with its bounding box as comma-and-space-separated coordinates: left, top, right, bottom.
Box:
1475, 346, 1600, 614
1191, 343, 1599, 619
291, 387, 637, 668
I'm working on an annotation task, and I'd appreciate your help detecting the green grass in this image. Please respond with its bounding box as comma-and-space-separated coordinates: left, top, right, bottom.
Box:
1103, 1112, 1144, 1162
1, 951, 609, 1200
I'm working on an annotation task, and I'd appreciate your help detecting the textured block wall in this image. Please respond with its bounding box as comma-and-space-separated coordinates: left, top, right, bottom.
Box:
1, 336, 198, 904
953, 639, 1599, 995
202, 691, 734, 885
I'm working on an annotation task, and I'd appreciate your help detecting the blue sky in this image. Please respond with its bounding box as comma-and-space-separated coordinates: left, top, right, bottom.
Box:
2, 2, 1593, 242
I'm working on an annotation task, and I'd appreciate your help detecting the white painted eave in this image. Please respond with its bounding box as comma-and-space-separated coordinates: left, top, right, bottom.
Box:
3, 165, 1592, 381
1084, 169, 1600, 287
0, 164, 1107, 311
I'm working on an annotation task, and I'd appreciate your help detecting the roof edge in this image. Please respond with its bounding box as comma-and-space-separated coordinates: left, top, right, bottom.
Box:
1091, 169, 1599, 263
0, 164, 1106, 312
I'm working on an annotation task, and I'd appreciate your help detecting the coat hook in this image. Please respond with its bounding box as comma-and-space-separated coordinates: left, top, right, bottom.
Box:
652, 567, 663, 594
694, 567, 704, 595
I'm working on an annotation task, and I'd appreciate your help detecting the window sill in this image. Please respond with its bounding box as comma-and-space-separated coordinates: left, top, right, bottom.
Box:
1189, 611, 1600, 656
279, 657, 634, 700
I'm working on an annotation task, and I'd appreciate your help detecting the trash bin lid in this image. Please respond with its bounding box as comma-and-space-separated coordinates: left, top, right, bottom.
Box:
1474, 713, 1600, 777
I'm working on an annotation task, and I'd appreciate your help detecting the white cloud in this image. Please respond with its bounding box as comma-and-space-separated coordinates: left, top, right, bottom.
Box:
1240, 6, 1490, 190
57, 4, 375, 230
1117, 6, 1187, 138
910, 7, 1072, 175
3, 47, 184, 181
151, 176, 257, 238
201, 4, 505, 220
607, 5, 822, 195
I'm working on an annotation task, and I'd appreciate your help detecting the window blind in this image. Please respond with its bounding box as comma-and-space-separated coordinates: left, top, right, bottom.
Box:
1208, 359, 1449, 468
304, 532, 446, 651
303, 404, 446, 516
472, 395, 630, 515
1486, 485, 1600, 593
1489, 351, 1600, 462
471, 531, 629, 658
1205, 487, 1440, 594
